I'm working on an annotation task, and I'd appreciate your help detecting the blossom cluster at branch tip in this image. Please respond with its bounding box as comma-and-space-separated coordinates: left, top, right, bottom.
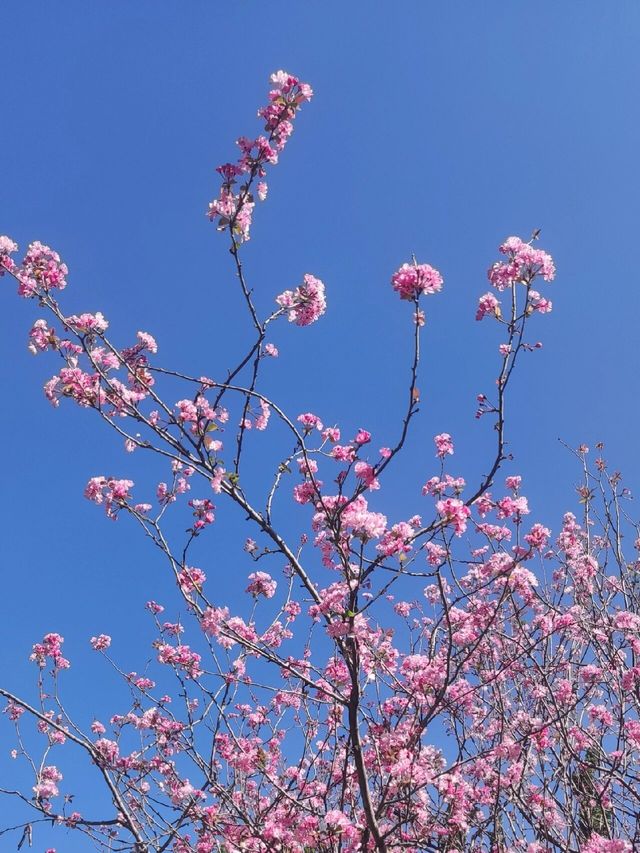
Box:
246, 571, 277, 599
436, 498, 471, 536
1, 239, 68, 298
276, 274, 326, 326
33, 765, 63, 800
434, 432, 454, 458
391, 261, 443, 301
476, 291, 501, 321
84, 476, 135, 520
90, 634, 111, 651
30, 633, 70, 670
207, 71, 312, 241
488, 235, 555, 291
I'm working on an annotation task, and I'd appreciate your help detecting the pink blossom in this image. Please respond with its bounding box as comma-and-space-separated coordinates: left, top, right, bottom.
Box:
473, 493, 493, 516
581, 836, 631, 853
284, 601, 301, 620
425, 541, 448, 566
28, 319, 56, 354
44, 367, 104, 409
297, 412, 324, 432
495, 495, 530, 519
377, 521, 414, 557
156, 643, 203, 678
477, 522, 511, 541
324, 810, 351, 832
246, 571, 277, 599
263, 342, 278, 357
354, 460, 379, 490
293, 481, 318, 504
137, 331, 158, 353
529, 288, 553, 314
276, 274, 326, 326
525, 523, 551, 550
476, 291, 500, 320
30, 633, 70, 670
15, 241, 68, 297
614, 610, 640, 631
94, 738, 119, 765
4, 702, 25, 721
207, 73, 311, 242
188, 498, 216, 530
488, 236, 555, 290
332, 444, 356, 462
434, 432, 454, 457
90, 634, 111, 651
319, 494, 387, 542
33, 765, 63, 800
588, 704, 613, 727
391, 262, 443, 300
253, 399, 271, 430
625, 720, 640, 745
322, 426, 340, 442
436, 498, 471, 536
65, 312, 109, 334
85, 476, 134, 520
0, 236, 18, 270
297, 457, 318, 477
178, 566, 206, 594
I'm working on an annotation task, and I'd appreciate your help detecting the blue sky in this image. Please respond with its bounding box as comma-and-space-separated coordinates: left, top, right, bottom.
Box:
2, 2, 640, 847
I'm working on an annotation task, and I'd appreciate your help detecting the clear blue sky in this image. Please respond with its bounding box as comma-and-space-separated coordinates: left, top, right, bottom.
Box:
1, 2, 640, 848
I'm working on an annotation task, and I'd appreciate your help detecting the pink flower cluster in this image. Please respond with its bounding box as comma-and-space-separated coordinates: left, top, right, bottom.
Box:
422, 474, 465, 497
524, 522, 551, 551
207, 71, 312, 241
44, 367, 103, 409
434, 432, 454, 458
529, 288, 552, 314
488, 235, 555, 290
188, 498, 216, 531
246, 571, 277, 599
276, 273, 326, 326
476, 291, 500, 321
84, 476, 135, 520
30, 633, 70, 670
178, 566, 206, 594
156, 642, 203, 679
582, 835, 632, 853
4, 241, 69, 298
65, 312, 109, 334
28, 319, 56, 354
0, 235, 18, 272
354, 460, 379, 490
90, 634, 111, 651
436, 498, 471, 536
298, 412, 323, 431
377, 521, 415, 557
495, 494, 530, 520
391, 261, 443, 301
242, 398, 271, 431
33, 765, 63, 800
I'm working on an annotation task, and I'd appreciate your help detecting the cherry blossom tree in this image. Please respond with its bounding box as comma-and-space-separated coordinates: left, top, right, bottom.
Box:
1, 71, 639, 853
